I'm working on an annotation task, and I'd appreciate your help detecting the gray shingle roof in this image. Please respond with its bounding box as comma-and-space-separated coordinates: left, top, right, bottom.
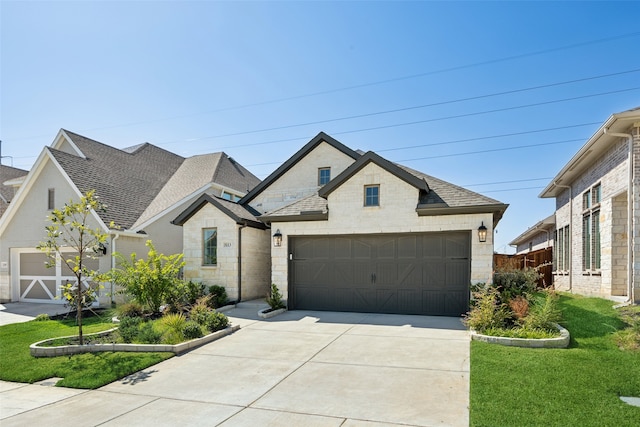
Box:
172, 193, 266, 229
260, 194, 328, 221
0, 165, 29, 217
51, 130, 184, 229
132, 153, 260, 228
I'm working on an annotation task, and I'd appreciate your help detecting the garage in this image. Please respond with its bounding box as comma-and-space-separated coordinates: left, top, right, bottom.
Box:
289, 231, 471, 316
11, 249, 98, 304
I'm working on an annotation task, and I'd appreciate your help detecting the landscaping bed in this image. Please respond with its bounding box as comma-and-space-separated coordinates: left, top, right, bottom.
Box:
470, 294, 640, 427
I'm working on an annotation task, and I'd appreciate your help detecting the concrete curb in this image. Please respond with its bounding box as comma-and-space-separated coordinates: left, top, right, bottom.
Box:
257, 307, 286, 319
30, 325, 240, 357
470, 323, 570, 348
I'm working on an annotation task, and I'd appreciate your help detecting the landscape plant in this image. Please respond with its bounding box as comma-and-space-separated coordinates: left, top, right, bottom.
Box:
208, 284, 229, 308
466, 265, 561, 338
37, 189, 112, 345
109, 240, 185, 315
266, 283, 285, 310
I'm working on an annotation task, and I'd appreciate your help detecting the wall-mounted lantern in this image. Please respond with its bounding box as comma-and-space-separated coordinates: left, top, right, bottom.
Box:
478, 222, 488, 243
273, 229, 283, 247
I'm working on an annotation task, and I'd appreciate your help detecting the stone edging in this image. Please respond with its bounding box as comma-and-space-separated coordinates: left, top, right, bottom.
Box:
470, 323, 570, 348
258, 307, 286, 319
30, 325, 240, 357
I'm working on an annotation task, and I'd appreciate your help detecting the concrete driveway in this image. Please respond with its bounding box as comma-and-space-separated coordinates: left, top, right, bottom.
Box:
0, 303, 470, 427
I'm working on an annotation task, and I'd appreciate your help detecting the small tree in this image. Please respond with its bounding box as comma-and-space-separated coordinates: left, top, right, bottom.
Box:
109, 240, 185, 315
37, 189, 111, 345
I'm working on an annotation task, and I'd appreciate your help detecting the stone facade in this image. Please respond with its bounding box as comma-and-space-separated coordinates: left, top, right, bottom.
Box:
270, 162, 495, 300
181, 203, 270, 301
551, 126, 639, 303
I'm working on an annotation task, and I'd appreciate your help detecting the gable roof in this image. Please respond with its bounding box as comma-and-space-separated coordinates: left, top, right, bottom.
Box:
509, 214, 555, 246
0, 165, 29, 216
318, 151, 429, 198
172, 193, 267, 229
239, 131, 360, 205
132, 152, 260, 229
540, 106, 640, 198
49, 130, 185, 229
259, 194, 329, 223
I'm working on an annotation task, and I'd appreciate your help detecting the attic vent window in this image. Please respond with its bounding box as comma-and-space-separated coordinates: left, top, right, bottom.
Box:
318, 167, 331, 185
364, 185, 379, 207
47, 188, 55, 210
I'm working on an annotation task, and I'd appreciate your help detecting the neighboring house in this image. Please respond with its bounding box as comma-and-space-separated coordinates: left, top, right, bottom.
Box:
174, 132, 508, 316
0, 165, 29, 218
0, 129, 260, 304
509, 214, 555, 255
539, 107, 640, 303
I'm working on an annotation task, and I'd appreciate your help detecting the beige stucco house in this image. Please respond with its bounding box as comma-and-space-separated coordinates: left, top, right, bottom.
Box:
0, 129, 259, 305
175, 132, 508, 316
539, 107, 640, 303
509, 214, 555, 255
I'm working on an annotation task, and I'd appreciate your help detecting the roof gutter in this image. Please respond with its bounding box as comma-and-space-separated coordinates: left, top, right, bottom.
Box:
603, 126, 635, 304
554, 182, 572, 292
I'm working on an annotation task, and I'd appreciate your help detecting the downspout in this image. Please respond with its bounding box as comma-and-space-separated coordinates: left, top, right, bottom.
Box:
237, 222, 247, 303
110, 232, 120, 305
555, 182, 572, 291
603, 127, 634, 303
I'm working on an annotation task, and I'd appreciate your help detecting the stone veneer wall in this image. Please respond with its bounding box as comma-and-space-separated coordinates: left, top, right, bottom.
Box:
553, 137, 632, 299
181, 203, 270, 302
271, 162, 496, 300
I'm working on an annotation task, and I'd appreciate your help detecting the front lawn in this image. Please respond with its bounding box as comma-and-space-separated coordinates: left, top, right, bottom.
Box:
471, 294, 640, 426
0, 313, 172, 389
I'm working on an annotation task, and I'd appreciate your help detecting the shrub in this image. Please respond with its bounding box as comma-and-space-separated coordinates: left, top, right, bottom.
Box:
109, 240, 185, 314
34, 313, 50, 322
161, 312, 187, 342
184, 281, 207, 305
509, 296, 530, 321
183, 321, 204, 339
464, 287, 509, 332
493, 266, 540, 302
266, 283, 285, 310
117, 302, 144, 318
138, 321, 163, 344
189, 300, 211, 325
204, 311, 229, 333
118, 316, 142, 343
521, 291, 562, 332
208, 285, 228, 308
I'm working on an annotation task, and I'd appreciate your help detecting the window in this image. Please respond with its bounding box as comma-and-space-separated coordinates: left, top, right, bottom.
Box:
364, 185, 379, 206
47, 188, 55, 210
202, 228, 217, 266
555, 225, 570, 272
318, 167, 331, 185
582, 183, 601, 271
222, 191, 241, 202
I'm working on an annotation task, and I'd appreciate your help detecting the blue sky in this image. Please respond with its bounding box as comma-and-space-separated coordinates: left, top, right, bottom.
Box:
1, 1, 639, 253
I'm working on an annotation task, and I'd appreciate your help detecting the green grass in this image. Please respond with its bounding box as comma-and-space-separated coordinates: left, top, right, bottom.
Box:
471, 294, 640, 427
0, 313, 173, 389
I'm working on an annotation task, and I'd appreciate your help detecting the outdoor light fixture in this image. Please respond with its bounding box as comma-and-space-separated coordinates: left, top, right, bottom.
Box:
478, 222, 488, 243
273, 229, 283, 247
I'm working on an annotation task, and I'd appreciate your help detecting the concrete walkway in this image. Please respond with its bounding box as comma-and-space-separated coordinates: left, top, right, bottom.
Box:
0, 302, 470, 426
0, 302, 71, 326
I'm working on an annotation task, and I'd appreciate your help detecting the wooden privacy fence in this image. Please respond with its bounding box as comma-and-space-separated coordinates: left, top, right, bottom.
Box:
494, 247, 553, 288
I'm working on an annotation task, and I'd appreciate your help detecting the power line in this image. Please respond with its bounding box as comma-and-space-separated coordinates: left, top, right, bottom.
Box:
394, 138, 583, 163
463, 177, 553, 187
163, 68, 640, 143
481, 186, 546, 194
8, 32, 640, 142
202, 85, 634, 153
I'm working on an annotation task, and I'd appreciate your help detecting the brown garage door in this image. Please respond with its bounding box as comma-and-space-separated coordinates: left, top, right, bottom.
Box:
289, 232, 470, 316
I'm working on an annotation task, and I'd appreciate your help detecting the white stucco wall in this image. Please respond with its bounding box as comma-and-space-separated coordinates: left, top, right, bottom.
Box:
250, 142, 356, 214
270, 162, 495, 300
